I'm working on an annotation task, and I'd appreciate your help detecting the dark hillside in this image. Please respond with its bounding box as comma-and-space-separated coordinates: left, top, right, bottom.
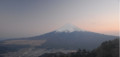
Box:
39, 38, 119, 57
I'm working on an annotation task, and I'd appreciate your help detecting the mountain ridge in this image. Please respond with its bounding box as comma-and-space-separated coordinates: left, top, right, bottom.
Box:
1, 24, 117, 50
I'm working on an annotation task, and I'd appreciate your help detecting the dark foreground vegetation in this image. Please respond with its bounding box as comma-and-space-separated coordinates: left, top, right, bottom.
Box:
0, 45, 29, 57
39, 38, 119, 57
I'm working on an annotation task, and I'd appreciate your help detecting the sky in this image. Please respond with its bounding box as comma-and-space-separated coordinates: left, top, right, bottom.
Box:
0, 0, 119, 38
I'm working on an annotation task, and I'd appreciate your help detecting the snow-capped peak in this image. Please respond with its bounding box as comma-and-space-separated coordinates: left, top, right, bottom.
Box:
55, 24, 84, 32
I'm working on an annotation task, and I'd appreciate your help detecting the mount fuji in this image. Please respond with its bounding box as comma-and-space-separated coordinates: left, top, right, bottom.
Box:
24, 24, 117, 50
1, 24, 117, 50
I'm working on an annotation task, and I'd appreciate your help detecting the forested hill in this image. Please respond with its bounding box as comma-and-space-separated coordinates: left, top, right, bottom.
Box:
95, 38, 119, 57
39, 38, 119, 57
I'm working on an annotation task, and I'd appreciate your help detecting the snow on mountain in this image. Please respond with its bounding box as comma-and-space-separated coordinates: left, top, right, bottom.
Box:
55, 24, 85, 32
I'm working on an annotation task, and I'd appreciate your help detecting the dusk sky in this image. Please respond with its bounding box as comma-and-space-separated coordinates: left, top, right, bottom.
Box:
0, 0, 119, 38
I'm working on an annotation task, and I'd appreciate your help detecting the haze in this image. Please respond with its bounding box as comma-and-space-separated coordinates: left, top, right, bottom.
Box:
0, 0, 119, 38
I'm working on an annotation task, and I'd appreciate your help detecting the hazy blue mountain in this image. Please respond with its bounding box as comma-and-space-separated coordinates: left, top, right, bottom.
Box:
26, 24, 117, 50
28, 31, 115, 50
0, 24, 117, 56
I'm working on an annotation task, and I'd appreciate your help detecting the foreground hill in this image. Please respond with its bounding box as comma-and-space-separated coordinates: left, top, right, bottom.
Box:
39, 38, 119, 57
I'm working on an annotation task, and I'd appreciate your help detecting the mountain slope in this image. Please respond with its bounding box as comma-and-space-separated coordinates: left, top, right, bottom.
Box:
1, 24, 117, 50
32, 31, 116, 50
22, 24, 116, 50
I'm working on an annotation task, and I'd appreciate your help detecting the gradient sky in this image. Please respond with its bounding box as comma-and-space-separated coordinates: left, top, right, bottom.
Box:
0, 0, 119, 38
